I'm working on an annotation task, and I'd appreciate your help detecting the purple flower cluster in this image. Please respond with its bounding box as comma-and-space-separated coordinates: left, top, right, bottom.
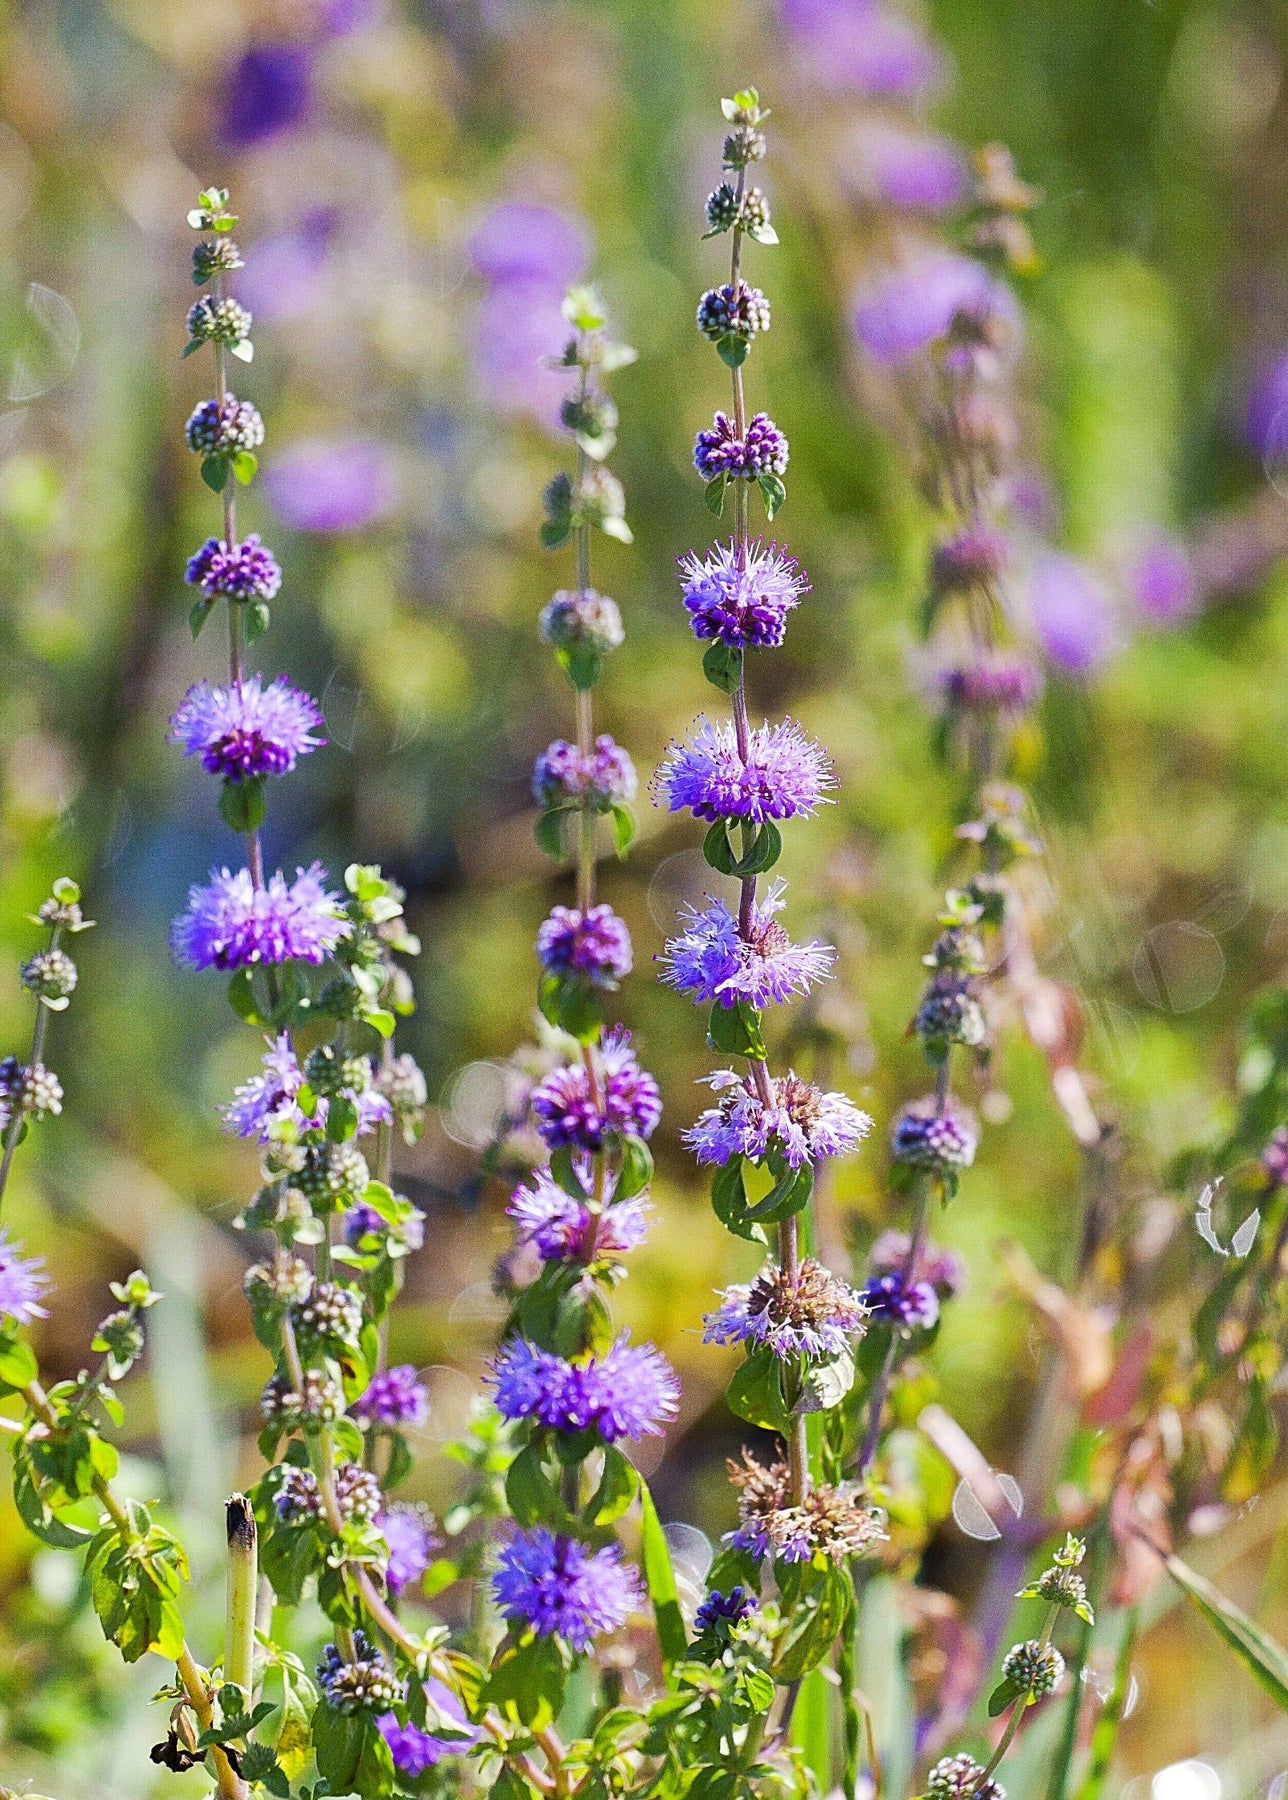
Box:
507, 1168, 651, 1264
687, 1068, 873, 1170
869, 1228, 965, 1297
704, 1256, 867, 1359
678, 540, 808, 650
489, 1333, 679, 1442
169, 677, 325, 781
661, 879, 834, 1010
531, 1027, 661, 1151
171, 864, 348, 971
492, 1528, 642, 1650
378, 1680, 478, 1776
694, 1585, 759, 1637
185, 533, 281, 601
0, 1228, 49, 1326
377, 1503, 440, 1596
536, 904, 633, 988
930, 526, 1010, 594
889, 1097, 979, 1172
694, 411, 789, 481
939, 654, 1042, 716
532, 735, 636, 811
654, 718, 833, 824
352, 1364, 429, 1429
696, 282, 771, 344
223, 1033, 389, 1142
184, 394, 264, 456
860, 1269, 940, 1332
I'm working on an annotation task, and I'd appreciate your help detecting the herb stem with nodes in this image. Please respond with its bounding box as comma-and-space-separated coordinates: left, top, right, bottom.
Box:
969, 1603, 1058, 1797
0, 926, 57, 1213
20, 1373, 250, 1800
721, 106, 808, 1504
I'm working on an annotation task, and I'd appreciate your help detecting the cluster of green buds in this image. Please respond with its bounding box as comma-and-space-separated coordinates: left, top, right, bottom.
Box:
0, 877, 93, 1201
538, 286, 636, 583
916, 1536, 1092, 1800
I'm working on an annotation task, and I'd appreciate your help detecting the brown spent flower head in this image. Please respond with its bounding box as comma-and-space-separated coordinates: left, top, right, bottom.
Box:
728, 1451, 886, 1564
739, 1257, 868, 1354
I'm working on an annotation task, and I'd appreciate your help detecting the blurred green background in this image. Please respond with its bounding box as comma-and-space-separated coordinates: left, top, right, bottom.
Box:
2, 0, 1288, 1790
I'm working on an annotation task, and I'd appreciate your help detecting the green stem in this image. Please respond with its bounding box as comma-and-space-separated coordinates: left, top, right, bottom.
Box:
224, 1494, 258, 1699
21, 1377, 248, 1800
0, 924, 61, 1216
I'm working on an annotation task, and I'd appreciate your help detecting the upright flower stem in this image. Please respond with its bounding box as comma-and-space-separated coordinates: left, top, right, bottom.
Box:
722, 174, 809, 1503
969, 1604, 1058, 1797
0, 921, 59, 1214
21, 1376, 249, 1800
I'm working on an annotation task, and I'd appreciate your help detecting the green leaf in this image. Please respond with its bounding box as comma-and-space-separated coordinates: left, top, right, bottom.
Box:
716, 333, 750, 369
746, 221, 779, 246
988, 1677, 1022, 1718
707, 999, 766, 1059
218, 776, 266, 833
703, 819, 783, 878
245, 600, 270, 643
200, 454, 229, 492
758, 472, 786, 520
584, 1445, 639, 1526
702, 640, 744, 694
231, 450, 258, 485
189, 598, 214, 639
726, 1347, 790, 1435
610, 802, 635, 856
540, 517, 571, 549
558, 644, 602, 691
534, 807, 571, 860
775, 1561, 852, 1682
505, 1446, 570, 1529
791, 1667, 833, 1794
312, 1700, 394, 1798
326, 1095, 359, 1142
1164, 1548, 1288, 1711
538, 971, 604, 1045
0, 1331, 38, 1392
710, 1158, 766, 1246
744, 1158, 813, 1224
616, 1133, 654, 1200
227, 969, 267, 1026
640, 1481, 688, 1669
483, 1633, 568, 1730
703, 473, 728, 517
798, 1345, 855, 1414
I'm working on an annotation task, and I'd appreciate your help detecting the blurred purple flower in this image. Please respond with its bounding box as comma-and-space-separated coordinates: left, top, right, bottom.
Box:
780, 0, 944, 97
323, 0, 382, 34
264, 437, 397, 533
472, 281, 578, 430
1244, 349, 1288, 460
468, 202, 590, 288
235, 211, 338, 322
1126, 534, 1197, 625
841, 120, 967, 212
853, 252, 1016, 364
219, 43, 314, 149
1028, 552, 1118, 675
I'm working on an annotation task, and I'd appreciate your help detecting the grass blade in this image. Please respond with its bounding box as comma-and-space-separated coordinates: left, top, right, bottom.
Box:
1164, 1549, 1288, 1712
639, 1481, 688, 1670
